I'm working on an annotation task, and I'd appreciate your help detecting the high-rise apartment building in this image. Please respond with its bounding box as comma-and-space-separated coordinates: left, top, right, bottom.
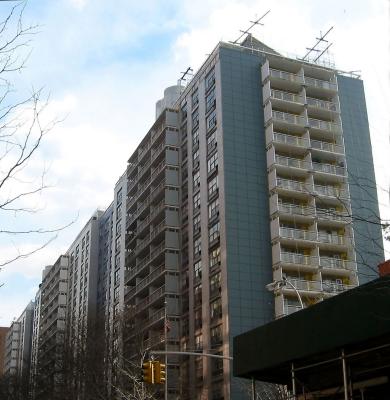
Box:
0, 327, 8, 376
122, 35, 383, 399
29, 287, 42, 398
3, 301, 34, 394
35, 256, 69, 399
124, 108, 181, 397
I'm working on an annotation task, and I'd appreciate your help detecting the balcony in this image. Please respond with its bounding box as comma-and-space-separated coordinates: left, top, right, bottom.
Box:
283, 302, 303, 316
269, 89, 304, 114
274, 177, 308, 195
313, 184, 349, 200
316, 208, 351, 223
308, 117, 341, 135
272, 111, 306, 130
280, 251, 318, 267
276, 202, 315, 222
273, 155, 310, 175
319, 257, 356, 272
312, 161, 346, 178
279, 227, 317, 242
283, 278, 322, 293
310, 139, 344, 155
305, 76, 337, 93
270, 131, 309, 152
269, 68, 304, 89
322, 281, 356, 294
317, 232, 348, 247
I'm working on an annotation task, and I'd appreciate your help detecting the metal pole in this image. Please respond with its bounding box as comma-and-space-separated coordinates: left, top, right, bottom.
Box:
341, 349, 349, 400
283, 278, 304, 309
251, 377, 256, 400
291, 362, 296, 399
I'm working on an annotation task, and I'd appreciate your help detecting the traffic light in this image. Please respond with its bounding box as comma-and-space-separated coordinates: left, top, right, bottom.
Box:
153, 361, 166, 384
142, 361, 154, 383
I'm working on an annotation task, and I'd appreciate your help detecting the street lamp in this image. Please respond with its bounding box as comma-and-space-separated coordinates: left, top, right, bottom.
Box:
266, 277, 304, 310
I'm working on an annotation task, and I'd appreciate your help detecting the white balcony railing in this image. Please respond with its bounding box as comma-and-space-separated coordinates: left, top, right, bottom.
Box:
312, 162, 346, 176
286, 278, 322, 292
305, 76, 337, 91
279, 227, 317, 241
271, 89, 304, 104
270, 68, 303, 83
278, 202, 314, 217
319, 257, 356, 271
308, 118, 340, 133
273, 111, 306, 126
275, 155, 310, 170
313, 184, 348, 199
276, 177, 307, 192
317, 232, 346, 245
311, 139, 344, 154
306, 97, 338, 112
281, 252, 318, 266
273, 132, 308, 148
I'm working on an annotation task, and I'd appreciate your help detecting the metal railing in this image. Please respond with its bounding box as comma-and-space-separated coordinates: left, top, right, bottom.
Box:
270, 68, 303, 83
271, 89, 304, 103
276, 177, 307, 192
279, 227, 317, 241
275, 155, 310, 170
307, 96, 338, 112
311, 139, 344, 154
305, 76, 337, 91
273, 132, 308, 147
312, 161, 346, 176
273, 110, 306, 125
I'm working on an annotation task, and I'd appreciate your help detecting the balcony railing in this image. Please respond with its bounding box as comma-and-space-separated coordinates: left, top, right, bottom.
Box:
279, 227, 317, 241
277, 202, 314, 217
307, 97, 338, 112
273, 111, 306, 126
270, 68, 303, 83
283, 303, 303, 315
271, 89, 304, 103
316, 208, 350, 222
276, 177, 307, 193
317, 232, 346, 245
319, 257, 356, 271
275, 155, 310, 170
312, 162, 346, 176
313, 184, 348, 199
286, 278, 322, 292
311, 139, 344, 154
305, 77, 337, 91
273, 132, 308, 148
281, 252, 318, 266
308, 118, 340, 133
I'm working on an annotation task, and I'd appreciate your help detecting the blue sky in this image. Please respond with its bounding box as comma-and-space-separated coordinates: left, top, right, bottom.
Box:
0, 0, 389, 325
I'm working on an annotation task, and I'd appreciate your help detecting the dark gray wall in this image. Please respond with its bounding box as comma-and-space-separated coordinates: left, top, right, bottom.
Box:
337, 75, 384, 283
219, 45, 274, 398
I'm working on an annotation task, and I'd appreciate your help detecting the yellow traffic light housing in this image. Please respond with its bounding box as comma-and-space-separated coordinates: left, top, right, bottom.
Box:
154, 361, 166, 384
142, 361, 154, 383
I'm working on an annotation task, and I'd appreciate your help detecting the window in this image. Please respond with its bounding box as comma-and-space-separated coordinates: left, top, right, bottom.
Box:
193, 214, 201, 233
194, 260, 202, 281
181, 102, 187, 122
210, 298, 222, 320
206, 68, 215, 91
194, 237, 202, 257
192, 89, 199, 108
209, 247, 221, 269
209, 221, 220, 243
192, 128, 199, 147
207, 130, 217, 153
206, 109, 217, 131
210, 272, 221, 297
114, 270, 120, 285
206, 87, 216, 112
115, 254, 120, 268
192, 108, 199, 128
114, 286, 119, 300
117, 188, 123, 204
193, 148, 199, 167
193, 192, 201, 210
210, 325, 222, 346
207, 152, 218, 173
195, 333, 203, 350
193, 170, 200, 188
194, 284, 202, 305
116, 205, 122, 219
208, 175, 218, 198
208, 198, 219, 220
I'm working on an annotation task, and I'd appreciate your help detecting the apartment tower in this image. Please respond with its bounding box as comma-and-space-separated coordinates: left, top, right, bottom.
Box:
122, 35, 383, 399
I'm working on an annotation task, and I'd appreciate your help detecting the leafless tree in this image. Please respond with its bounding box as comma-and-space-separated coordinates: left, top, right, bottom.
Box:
0, 1, 72, 281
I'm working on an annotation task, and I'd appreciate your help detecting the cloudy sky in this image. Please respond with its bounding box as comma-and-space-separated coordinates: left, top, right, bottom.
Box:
0, 0, 389, 325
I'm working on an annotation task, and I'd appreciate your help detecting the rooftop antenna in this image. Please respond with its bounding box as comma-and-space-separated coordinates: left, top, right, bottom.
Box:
178, 67, 193, 91
302, 26, 334, 62
230, 9, 271, 45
